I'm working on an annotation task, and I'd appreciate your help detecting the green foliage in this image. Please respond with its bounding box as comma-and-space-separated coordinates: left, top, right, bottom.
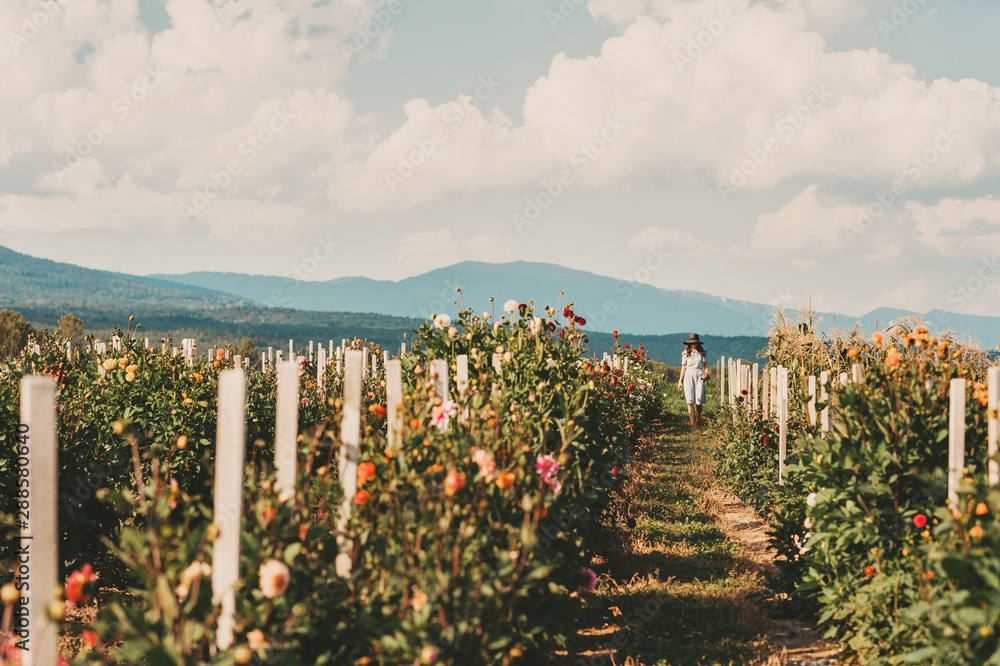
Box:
0, 309, 36, 359
58, 313, 85, 344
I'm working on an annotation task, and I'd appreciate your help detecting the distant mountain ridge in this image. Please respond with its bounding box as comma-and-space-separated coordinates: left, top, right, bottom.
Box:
148, 260, 1000, 348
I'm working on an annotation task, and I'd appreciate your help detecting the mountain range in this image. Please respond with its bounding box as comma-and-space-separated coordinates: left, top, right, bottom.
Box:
2, 243, 998, 363
149, 261, 1000, 348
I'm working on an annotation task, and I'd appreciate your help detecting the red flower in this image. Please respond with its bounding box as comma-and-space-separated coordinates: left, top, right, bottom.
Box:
624, 344, 630, 348
81, 630, 98, 650
639, 346, 644, 351
612, 466, 619, 479
913, 514, 927, 528
64, 564, 97, 608
864, 565, 874, 577
368, 404, 387, 418
613, 330, 619, 336
627, 385, 634, 391
355, 490, 370, 504
444, 470, 466, 496
563, 307, 572, 317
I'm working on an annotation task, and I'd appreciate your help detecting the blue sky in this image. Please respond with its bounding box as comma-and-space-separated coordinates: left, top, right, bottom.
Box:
2, 0, 999, 319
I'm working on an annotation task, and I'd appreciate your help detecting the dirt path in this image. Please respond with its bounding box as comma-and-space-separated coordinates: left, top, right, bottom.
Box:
552, 419, 841, 666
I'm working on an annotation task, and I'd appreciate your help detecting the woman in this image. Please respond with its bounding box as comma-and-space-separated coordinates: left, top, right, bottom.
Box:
676, 333, 708, 426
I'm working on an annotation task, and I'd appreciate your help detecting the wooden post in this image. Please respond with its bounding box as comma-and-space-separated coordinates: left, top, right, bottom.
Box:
779, 367, 788, 485
335, 347, 342, 376
456, 354, 469, 401
807, 375, 817, 427
288, 339, 294, 361
386, 359, 403, 448
839, 371, 849, 387
19, 376, 59, 666
336, 350, 363, 578
212, 368, 247, 651
309, 340, 314, 362
948, 378, 966, 508
232, 354, 241, 370
852, 363, 864, 384
762, 367, 769, 416
274, 361, 299, 501
261, 352, 267, 373
989, 367, 999, 486
268, 346, 273, 362
820, 371, 830, 433
362, 347, 369, 378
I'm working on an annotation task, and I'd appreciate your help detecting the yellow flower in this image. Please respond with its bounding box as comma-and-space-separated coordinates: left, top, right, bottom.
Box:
102, 359, 117, 371
117, 357, 129, 370
126, 364, 138, 374
125, 372, 135, 382
182, 397, 194, 406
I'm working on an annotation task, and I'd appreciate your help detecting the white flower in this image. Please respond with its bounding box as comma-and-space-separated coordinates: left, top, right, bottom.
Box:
804, 517, 813, 529
259, 559, 291, 598
482, 311, 490, 320
529, 316, 543, 335
433, 313, 451, 329
503, 299, 518, 313
806, 492, 817, 508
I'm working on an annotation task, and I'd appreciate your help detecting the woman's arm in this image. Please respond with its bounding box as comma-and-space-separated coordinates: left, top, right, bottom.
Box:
677, 364, 685, 389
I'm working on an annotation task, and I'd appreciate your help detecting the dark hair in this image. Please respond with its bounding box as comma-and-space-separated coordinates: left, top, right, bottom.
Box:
685, 342, 706, 357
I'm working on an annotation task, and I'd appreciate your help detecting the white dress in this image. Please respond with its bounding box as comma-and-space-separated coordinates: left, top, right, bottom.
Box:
681, 350, 706, 405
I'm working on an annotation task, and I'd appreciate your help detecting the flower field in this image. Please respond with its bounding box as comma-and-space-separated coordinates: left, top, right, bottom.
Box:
714, 314, 1000, 665
0, 302, 663, 664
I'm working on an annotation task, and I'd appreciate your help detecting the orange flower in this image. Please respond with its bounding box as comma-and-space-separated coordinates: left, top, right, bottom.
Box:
886, 351, 900, 368
358, 462, 376, 485
444, 470, 466, 496
846, 347, 858, 359
864, 565, 874, 577
368, 404, 387, 418
81, 630, 98, 650
872, 332, 884, 345
495, 472, 515, 489
923, 571, 934, 579
938, 341, 949, 357
969, 525, 985, 538
409, 418, 421, 429
975, 502, 989, 516
487, 418, 498, 428
298, 524, 309, 540
355, 490, 370, 505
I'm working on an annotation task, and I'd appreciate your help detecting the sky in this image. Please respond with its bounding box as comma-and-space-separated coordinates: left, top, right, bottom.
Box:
1, 0, 999, 318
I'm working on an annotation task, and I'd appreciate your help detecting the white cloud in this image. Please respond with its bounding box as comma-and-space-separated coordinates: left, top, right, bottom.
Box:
330, 0, 1000, 212
395, 227, 503, 270
749, 185, 855, 255
627, 225, 715, 255
870, 276, 929, 312
907, 196, 1000, 258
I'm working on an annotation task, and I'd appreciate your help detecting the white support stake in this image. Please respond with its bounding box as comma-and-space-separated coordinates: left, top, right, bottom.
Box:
820, 371, 831, 433
336, 351, 363, 578
274, 361, 299, 501
212, 369, 247, 651
19, 376, 59, 666
386, 359, 403, 448
989, 367, 1000, 486
948, 378, 966, 508
317, 348, 327, 392
779, 367, 788, 485
807, 375, 817, 427
752, 363, 759, 411
456, 355, 469, 400
852, 363, 864, 384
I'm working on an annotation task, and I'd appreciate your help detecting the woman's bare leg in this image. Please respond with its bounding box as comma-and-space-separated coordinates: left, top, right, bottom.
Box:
687, 404, 696, 425
695, 404, 703, 425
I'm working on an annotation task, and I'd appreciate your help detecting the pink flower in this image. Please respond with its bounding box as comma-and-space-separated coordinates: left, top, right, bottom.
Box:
431, 400, 457, 428
258, 559, 291, 598
577, 567, 597, 594
471, 447, 497, 482
301, 397, 309, 404
536, 455, 562, 493
64, 564, 97, 608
